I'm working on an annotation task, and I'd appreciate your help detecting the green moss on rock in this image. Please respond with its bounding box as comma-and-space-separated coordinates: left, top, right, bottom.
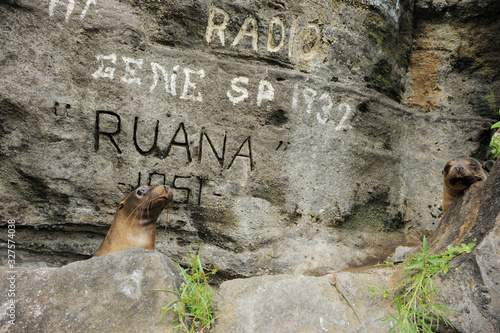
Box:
341, 198, 403, 232
366, 59, 403, 102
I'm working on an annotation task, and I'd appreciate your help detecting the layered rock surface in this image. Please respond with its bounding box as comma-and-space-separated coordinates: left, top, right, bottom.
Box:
0, 159, 498, 332
0, 0, 499, 281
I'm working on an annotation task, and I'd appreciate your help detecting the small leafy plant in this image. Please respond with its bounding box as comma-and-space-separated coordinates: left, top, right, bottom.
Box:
490, 136, 500, 158
375, 237, 475, 332
155, 243, 218, 332
490, 109, 500, 158
492, 110, 500, 129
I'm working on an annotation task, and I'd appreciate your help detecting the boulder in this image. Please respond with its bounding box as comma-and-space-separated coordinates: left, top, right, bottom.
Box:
213, 270, 396, 333
0, 248, 181, 333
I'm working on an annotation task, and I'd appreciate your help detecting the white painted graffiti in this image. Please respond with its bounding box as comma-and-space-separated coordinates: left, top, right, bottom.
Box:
91, 53, 274, 106
49, 0, 96, 23
90, 53, 354, 128
292, 84, 354, 129
226, 77, 274, 106
91, 54, 207, 103
206, 6, 322, 60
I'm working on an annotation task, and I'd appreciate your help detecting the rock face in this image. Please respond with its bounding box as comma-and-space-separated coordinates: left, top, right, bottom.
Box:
402, 0, 500, 233
214, 270, 395, 333
0, 248, 181, 333
0, 0, 499, 278
427, 160, 500, 332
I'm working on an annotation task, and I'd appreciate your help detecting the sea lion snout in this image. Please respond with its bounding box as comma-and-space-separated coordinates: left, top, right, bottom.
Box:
162, 185, 172, 196
454, 165, 465, 174
152, 185, 173, 202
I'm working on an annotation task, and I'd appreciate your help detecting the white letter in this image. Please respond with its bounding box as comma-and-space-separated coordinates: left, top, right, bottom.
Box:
288, 16, 298, 58
335, 103, 354, 131
49, 0, 59, 17
150, 62, 171, 93
267, 16, 285, 53
292, 84, 299, 112
206, 6, 230, 46
121, 57, 143, 85
180, 68, 205, 102
171, 65, 179, 96
227, 77, 249, 105
257, 80, 274, 107
80, 0, 97, 20
232, 15, 259, 52
303, 87, 317, 114
316, 92, 332, 124
49, 0, 75, 23
299, 23, 322, 60
91, 54, 116, 80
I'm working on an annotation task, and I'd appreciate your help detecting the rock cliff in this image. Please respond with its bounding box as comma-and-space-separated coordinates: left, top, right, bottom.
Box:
0, 2, 499, 330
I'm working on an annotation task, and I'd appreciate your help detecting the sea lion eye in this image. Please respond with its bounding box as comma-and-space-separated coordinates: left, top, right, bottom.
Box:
137, 189, 145, 196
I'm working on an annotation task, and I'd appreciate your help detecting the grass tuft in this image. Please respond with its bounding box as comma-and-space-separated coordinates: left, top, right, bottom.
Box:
374, 236, 475, 332
154, 243, 218, 332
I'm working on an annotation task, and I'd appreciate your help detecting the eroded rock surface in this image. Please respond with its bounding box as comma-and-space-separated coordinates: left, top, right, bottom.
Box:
0, 248, 181, 333
214, 270, 395, 333
0, 0, 499, 281
428, 160, 500, 332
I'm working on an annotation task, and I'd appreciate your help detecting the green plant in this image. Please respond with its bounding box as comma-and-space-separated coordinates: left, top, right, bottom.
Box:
375, 260, 395, 267
490, 110, 500, 158
154, 243, 218, 332
376, 237, 475, 332
490, 136, 500, 158
492, 110, 500, 129
370, 285, 391, 299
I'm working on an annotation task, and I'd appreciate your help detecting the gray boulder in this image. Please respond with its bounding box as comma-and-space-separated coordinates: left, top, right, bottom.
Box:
0, 248, 181, 333
214, 271, 395, 333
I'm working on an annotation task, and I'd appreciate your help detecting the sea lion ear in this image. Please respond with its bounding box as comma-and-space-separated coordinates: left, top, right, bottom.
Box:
118, 203, 124, 210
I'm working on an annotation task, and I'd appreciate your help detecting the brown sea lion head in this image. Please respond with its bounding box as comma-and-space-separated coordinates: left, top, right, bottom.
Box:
116, 185, 173, 225
93, 185, 173, 257
443, 156, 486, 192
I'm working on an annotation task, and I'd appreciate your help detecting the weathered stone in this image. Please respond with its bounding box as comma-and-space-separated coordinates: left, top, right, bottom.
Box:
0, 0, 499, 330
0, 0, 417, 276
0, 0, 498, 279
401, 0, 500, 234
213, 270, 396, 332
0, 248, 181, 333
425, 160, 500, 332
390, 245, 417, 263
433, 218, 500, 333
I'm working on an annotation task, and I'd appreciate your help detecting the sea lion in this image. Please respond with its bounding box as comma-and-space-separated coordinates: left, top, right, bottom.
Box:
442, 156, 486, 214
93, 185, 173, 257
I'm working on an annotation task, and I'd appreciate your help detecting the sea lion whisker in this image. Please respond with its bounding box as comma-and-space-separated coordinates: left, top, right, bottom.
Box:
123, 197, 152, 228
94, 185, 173, 257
